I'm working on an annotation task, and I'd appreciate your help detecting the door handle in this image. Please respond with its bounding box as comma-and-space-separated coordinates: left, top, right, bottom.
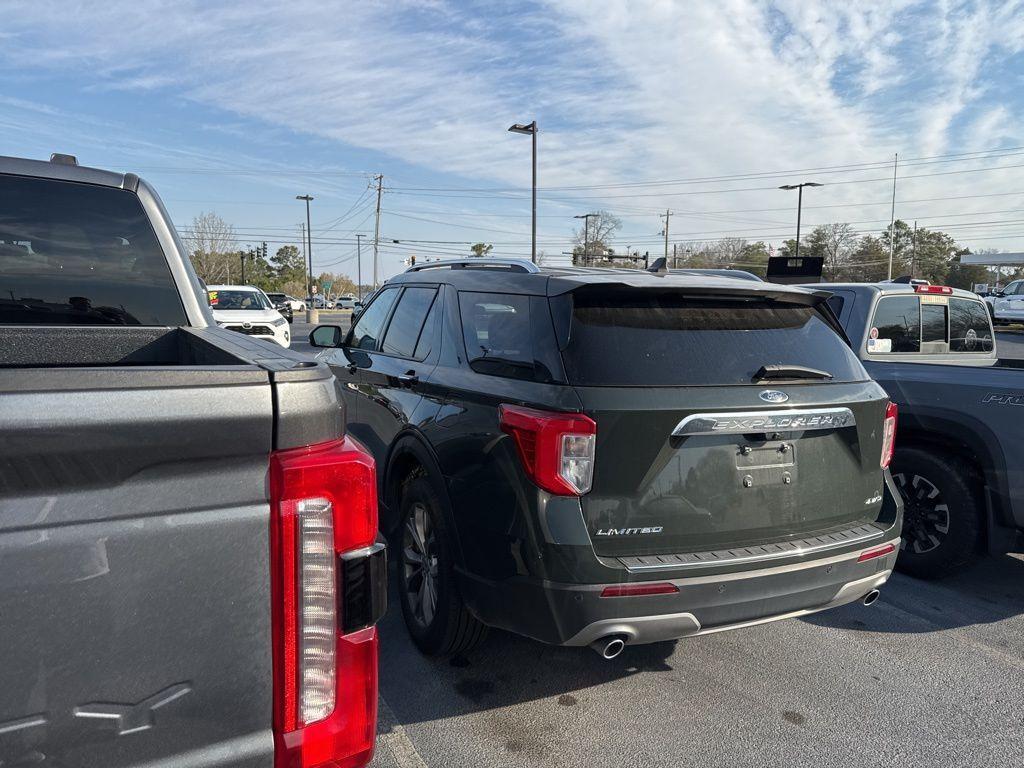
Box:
397, 370, 419, 386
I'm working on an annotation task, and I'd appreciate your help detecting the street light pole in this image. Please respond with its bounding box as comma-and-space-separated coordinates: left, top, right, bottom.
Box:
508, 121, 537, 263
778, 182, 823, 259
296, 194, 315, 322
574, 213, 596, 266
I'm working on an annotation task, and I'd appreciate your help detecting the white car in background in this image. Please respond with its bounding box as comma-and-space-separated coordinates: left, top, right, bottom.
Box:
207, 284, 291, 348
284, 294, 306, 312
987, 279, 1024, 324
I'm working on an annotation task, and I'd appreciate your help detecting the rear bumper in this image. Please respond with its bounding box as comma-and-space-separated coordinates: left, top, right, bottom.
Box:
459, 537, 898, 646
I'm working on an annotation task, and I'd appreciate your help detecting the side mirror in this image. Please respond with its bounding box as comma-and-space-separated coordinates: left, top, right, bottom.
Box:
309, 325, 343, 348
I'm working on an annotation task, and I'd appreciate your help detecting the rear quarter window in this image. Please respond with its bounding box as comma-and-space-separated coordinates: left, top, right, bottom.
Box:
552, 288, 867, 386
458, 291, 560, 382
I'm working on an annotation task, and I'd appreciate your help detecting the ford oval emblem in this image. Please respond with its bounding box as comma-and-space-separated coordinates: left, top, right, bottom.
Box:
759, 390, 789, 404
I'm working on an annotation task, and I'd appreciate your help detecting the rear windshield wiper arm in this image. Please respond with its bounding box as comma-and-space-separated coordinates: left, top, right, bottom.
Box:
754, 364, 833, 381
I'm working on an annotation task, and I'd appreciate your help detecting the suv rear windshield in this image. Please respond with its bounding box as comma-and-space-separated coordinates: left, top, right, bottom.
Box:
553, 288, 866, 386
0, 173, 186, 325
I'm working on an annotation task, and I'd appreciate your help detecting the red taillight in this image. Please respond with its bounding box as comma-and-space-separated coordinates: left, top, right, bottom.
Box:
499, 404, 597, 496
858, 542, 896, 562
880, 401, 898, 469
914, 284, 953, 294
270, 436, 379, 768
600, 582, 679, 598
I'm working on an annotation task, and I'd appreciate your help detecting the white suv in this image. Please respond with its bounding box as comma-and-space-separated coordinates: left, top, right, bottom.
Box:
207, 285, 291, 347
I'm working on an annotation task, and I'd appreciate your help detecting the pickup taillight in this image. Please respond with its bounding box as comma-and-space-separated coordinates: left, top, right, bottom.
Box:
270, 436, 384, 768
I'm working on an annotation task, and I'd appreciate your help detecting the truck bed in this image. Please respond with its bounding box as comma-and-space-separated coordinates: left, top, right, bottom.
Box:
0, 328, 343, 768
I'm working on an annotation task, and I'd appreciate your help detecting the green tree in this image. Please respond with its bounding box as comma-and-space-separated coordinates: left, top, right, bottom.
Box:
469, 243, 493, 258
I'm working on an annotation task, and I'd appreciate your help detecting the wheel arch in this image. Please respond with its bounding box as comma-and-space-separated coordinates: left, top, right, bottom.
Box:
894, 409, 1011, 548
381, 429, 466, 565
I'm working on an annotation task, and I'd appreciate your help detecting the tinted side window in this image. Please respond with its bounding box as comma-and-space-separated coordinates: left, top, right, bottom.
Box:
950, 298, 994, 352
350, 287, 399, 350
381, 287, 437, 358
869, 296, 920, 353
0, 173, 186, 326
921, 302, 947, 344
459, 292, 540, 381
825, 294, 844, 319
413, 294, 440, 360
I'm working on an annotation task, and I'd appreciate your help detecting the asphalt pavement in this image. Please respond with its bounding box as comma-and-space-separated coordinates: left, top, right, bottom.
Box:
281, 315, 1024, 768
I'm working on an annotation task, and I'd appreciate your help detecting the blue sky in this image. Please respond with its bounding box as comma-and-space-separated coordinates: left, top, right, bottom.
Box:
2, 0, 1024, 280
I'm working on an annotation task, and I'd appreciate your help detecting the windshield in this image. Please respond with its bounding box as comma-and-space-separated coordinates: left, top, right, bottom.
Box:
209, 289, 272, 310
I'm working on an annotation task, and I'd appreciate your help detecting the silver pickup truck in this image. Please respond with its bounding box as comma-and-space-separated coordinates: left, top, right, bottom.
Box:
0, 154, 385, 768
818, 281, 1024, 578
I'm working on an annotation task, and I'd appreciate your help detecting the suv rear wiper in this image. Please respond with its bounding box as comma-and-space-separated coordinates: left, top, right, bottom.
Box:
754, 364, 833, 381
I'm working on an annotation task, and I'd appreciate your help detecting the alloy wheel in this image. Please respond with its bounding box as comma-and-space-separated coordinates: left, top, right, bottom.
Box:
403, 502, 439, 627
893, 472, 950, 554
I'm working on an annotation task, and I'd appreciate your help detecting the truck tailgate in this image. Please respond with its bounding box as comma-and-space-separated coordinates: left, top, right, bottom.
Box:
0, 368, 275, 768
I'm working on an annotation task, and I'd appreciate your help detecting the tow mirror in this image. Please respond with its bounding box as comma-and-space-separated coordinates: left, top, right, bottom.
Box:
309, 325, 343, 348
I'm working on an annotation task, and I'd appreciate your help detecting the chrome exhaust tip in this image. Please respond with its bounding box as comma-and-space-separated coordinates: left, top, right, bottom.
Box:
862, 589, 881, 606
590, 635, 628, 660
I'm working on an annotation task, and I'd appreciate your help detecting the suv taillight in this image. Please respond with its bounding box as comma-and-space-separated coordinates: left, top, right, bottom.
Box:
270, 436, 384, 768
499, 404, 597, 495
880, 401, 898, 469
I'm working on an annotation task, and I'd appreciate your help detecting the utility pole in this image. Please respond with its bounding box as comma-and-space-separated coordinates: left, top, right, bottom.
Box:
673, 243, 678, 268
660, 209, 672, 262
912, 220, 918, 277
355, 234, 364, 301
887, 153, 898, 280
296, 195, 315, 322
240, 250, 246, 284
372, 174, 383, 288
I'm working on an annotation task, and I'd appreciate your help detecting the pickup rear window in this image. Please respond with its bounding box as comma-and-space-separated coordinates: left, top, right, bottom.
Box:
868, 295, 993, 354
553, 288, 866, 386
0, 174, 186, 326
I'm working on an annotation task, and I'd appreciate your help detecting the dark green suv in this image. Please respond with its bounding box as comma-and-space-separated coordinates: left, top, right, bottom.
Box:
310, 259, 903, 658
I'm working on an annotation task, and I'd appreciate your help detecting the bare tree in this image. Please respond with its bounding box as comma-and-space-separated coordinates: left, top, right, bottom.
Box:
573, 210, 622, 263
469, 242, 493, 258
811, 223, 857, 280
186, 212, 237, 282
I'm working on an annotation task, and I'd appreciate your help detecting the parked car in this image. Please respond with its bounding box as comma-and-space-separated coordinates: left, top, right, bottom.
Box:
284, 293, 306, 313
984, 278, 1024, 324
208, 284, 291, 347
309, 295, 334, 310
0, 153, 384, 768
265, 291, 294, 323
336, 295, 357, 310
310, 258, 901, 658
814, 281, 1024, 577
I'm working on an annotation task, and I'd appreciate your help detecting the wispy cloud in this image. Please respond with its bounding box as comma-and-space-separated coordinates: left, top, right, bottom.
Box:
2, 0, 1023, 253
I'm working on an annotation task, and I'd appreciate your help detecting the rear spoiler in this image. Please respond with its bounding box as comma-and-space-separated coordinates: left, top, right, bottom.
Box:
546, 275, 833, 307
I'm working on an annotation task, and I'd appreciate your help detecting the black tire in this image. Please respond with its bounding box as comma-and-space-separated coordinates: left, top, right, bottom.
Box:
891, 447, 981, 579
396, 477, 487, 656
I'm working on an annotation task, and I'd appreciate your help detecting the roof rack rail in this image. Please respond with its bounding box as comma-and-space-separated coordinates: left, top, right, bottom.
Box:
405, 258, 540, 274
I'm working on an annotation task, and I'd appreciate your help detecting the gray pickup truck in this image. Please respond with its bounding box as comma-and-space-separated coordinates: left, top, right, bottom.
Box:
0, 155, 384, 768
819, 281, 1024, 577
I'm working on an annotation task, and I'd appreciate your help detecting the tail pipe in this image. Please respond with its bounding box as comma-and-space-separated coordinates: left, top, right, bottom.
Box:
590, 634, 628, 660
862, 589, 881, 606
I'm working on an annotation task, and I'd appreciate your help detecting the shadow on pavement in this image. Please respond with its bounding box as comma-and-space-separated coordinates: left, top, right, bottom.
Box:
376, 585, 677, 730
803, 551, 1024, 634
